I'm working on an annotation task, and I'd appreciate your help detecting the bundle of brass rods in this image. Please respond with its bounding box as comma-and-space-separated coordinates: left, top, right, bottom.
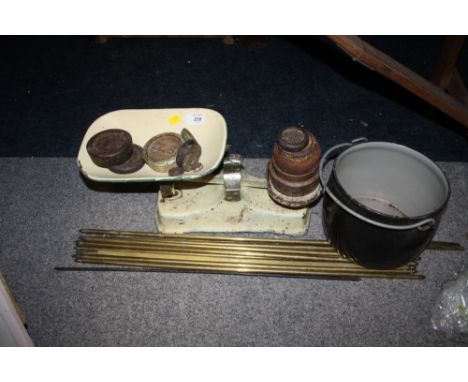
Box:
79, 229, 463, 251
77, 238, 340, 257
70, 229, 426, 280
75, 249, 418, 272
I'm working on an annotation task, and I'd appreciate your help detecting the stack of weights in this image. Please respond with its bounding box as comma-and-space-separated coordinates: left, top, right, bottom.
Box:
267, 126, 322, 208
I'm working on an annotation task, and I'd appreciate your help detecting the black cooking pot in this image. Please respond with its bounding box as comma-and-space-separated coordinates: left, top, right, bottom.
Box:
320, 139, 450, 269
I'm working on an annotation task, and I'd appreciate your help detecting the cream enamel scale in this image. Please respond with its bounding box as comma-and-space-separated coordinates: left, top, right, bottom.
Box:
77, 108, 311, 235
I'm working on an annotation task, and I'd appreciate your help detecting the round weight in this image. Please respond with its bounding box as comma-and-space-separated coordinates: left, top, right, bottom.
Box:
176, 139, 202, 172
86, 129, 133, 168
143, 133, 183, 172
109, 144, 145, 174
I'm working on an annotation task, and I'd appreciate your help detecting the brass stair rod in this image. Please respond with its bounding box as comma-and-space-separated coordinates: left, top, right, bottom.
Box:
78, 236, 336, 252
76, 246, 417, 269
77, 239, 418, 266
80, 229, 463, 251
76, 255, 415, 275
76, 240, 342, 258
75, 252, 417, 274
76, 244, 350, 263
427, 241, 464, 251
75, 257, 424, 280
54, 266, 362, 281
80, 229, 331, 246
74, 261, 418, 279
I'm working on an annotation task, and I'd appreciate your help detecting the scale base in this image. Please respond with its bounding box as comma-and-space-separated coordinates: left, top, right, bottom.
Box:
156, 183, 310, 235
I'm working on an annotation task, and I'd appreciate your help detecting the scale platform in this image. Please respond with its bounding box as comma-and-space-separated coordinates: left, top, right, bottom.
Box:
77, 108, 227, 182
78, 108, 311, 235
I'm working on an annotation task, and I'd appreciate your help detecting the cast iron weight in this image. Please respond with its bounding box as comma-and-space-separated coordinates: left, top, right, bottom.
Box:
267, 126, 322, 208
109, 144, 145, 174
86, 129, 133, 168
174, 128, 203, 173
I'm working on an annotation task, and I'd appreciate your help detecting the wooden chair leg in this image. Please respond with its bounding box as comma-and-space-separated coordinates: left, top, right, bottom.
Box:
431, 36, 465, 90
447, 69, 468, 106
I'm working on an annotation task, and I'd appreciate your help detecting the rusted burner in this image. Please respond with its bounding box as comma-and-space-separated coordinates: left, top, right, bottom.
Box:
267, 126, 322, 208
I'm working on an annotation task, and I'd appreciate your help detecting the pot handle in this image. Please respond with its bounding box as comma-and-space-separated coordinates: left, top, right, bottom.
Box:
319, 138, 436, 231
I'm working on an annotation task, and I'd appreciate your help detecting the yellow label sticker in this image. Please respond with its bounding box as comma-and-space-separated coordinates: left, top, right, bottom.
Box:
169, 114, 182, 126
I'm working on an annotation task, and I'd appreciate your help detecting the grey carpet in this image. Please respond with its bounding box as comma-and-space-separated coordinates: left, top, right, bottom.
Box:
0, 158, 467, 346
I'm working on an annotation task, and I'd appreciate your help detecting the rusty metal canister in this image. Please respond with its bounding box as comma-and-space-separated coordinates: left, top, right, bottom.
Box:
267, 126, 322, 208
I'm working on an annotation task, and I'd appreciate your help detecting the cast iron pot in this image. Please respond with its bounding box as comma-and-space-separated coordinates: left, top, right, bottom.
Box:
320, 138, 450, 269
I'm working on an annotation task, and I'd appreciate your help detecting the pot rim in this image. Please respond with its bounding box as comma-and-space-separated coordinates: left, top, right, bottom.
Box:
331, 141, 451, 225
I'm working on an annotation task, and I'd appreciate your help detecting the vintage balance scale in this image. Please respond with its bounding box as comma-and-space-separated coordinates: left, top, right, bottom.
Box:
77, 108, 322, 236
